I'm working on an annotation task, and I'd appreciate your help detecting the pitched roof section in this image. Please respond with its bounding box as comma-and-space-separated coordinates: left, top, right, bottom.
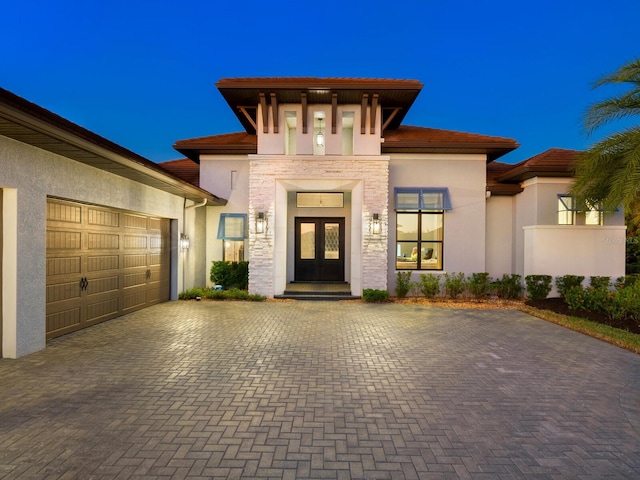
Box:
486, 162, 524, 195
382, 125, 519, 161
0, 87, 226, 205
158, 158, 200, 187
216, 77, 423, 134
496, 148, 579, 183
173, 132, 257, 161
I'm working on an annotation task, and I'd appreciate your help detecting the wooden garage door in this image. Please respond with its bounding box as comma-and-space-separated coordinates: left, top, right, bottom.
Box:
46, 198, 170, 339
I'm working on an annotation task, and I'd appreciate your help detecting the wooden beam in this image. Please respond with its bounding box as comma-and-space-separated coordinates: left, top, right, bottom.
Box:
370, 93, 378, 134
301, 93, 308, 134
238, 107, 257, 131
259, 93, 268, 134
381, 107, 401, 131
361, 93, 368, 135
270, 92, 278, 134
331, 93, 337, 134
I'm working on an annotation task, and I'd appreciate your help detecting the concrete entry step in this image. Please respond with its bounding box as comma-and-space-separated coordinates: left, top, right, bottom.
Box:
276, 282, 360, 301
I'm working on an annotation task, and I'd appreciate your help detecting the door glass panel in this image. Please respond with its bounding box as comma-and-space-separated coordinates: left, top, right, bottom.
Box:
324, 223, 340, 259
300, 223, 315, 259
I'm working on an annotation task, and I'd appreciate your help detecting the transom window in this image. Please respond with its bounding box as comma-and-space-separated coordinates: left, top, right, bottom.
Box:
395, 188, 451, 271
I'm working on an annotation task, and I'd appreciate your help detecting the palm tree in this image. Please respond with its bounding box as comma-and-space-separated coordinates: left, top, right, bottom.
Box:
570, 58, 640, 211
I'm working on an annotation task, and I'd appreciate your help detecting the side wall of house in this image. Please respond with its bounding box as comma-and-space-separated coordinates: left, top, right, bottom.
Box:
485, 195, 515, 279
200, 156, 251, 286
388, 154, 487, 294
0, 134, 187, 357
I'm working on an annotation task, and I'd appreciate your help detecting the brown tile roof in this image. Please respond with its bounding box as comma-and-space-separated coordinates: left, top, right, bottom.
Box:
173, 132, 257, 161
486, 162, 524, 195
158, 158, 200, 187
382, 125, 519, 161
497, 148, 579, 183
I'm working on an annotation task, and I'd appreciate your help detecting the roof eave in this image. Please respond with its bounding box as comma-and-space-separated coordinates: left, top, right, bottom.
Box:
0, 88, 226, 206
382, 142, 519, 161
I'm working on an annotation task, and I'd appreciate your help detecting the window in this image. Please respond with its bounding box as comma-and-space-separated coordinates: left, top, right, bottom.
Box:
217, 213, 247, 262
558, 195, 575, 225
395, 188, 451, 270
285, 111, 296, 155
585, 201, 603, 225
558, 195, 603, 225
342, 112, 354, 155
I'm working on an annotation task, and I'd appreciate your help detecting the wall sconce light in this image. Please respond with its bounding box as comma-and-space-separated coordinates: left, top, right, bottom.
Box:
316, 117, 325, 147
371, 213, 381, 235
256, 212, 266, 234
180, 233, 190, 250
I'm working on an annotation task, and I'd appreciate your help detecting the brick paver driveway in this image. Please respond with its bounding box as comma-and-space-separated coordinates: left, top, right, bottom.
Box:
1, 301, 639, 479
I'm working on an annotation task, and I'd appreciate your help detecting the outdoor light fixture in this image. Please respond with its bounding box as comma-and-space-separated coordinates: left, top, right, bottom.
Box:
256, 212, 266, 234
180, 233, 190, 250
372, 213, 381, 235
316, 117, 325, 147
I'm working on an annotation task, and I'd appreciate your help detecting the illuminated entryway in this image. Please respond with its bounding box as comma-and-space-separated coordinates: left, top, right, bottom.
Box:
294, 217, 345, 281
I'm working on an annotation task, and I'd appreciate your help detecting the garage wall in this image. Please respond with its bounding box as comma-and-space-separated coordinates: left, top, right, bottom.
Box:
0, 134, 187, 358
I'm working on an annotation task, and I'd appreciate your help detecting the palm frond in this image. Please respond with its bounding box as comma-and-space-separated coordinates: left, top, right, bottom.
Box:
583, 90, 640, 135
593, 58, 640, 88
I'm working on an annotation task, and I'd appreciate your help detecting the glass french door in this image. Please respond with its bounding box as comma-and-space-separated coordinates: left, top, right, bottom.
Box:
294, 217, 345, 281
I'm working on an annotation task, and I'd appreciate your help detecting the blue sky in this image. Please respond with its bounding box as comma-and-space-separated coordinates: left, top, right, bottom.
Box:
2, 0, 638, 164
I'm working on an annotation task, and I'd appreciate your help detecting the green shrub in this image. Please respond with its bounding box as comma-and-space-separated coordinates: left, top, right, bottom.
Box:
468, 272, 491, 300
525, 275, 552, 301
363, 289, 390, 302
419, 274, 441, 298
584, 287, 612, 315
589, 276, 611, 290
616, 274, 640, 290
565, 286, 587, 311
444, 272, 466, 299
396, 271, 412, 298
178, 287, 208, 300
615, 281, 640, 322
491, 274, 522, 299
555, 275, 585, 299
210, 261, 249, 290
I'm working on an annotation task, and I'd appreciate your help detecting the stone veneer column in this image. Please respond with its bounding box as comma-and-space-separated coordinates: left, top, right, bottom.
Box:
248, 156, 388, 297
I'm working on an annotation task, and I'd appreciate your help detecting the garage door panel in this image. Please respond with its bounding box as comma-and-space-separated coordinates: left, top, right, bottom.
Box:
123, 291, 147, 311
87, 255, 119, 272
47, 256, 82, 276
46, 308, 81, 338
88, 232, 119, 250
47, 231, 82, 250
47, 201, 82, 224
86, 275, 119, 296
88, 208, 119, 227
86, 298, 120, 324
123, 214, 148, 230
124, 254, 147, 269
46, 198, 172, 339
124, 234, 147, 249
46, 281, 82, 303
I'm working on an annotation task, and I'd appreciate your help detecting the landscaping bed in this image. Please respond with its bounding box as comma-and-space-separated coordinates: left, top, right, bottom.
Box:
526, 297, 640, 334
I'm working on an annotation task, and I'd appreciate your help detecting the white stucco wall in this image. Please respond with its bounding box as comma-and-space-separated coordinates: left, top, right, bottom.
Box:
200, 156, 250, 285
486, 195, 514, 278
387, 154, 488, 294
0, 134, 188, 358
524, 226, 627, 295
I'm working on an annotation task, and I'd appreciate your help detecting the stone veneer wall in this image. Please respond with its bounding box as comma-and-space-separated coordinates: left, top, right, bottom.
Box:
248, 156, 389, 297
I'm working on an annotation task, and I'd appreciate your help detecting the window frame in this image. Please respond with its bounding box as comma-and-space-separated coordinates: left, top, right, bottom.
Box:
394, 188, 449, 271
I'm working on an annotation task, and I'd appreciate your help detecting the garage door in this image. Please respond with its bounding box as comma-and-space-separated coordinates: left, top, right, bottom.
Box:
46, 198, 170, 339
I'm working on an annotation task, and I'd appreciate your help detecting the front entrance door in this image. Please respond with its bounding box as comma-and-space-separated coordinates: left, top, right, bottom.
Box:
295, 217, 345, 282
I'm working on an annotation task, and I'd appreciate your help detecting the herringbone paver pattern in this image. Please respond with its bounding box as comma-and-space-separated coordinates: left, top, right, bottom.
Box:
1, 301, 639, 479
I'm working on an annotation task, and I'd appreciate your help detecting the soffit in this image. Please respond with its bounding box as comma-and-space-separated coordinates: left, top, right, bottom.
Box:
0, 88, 226, 205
